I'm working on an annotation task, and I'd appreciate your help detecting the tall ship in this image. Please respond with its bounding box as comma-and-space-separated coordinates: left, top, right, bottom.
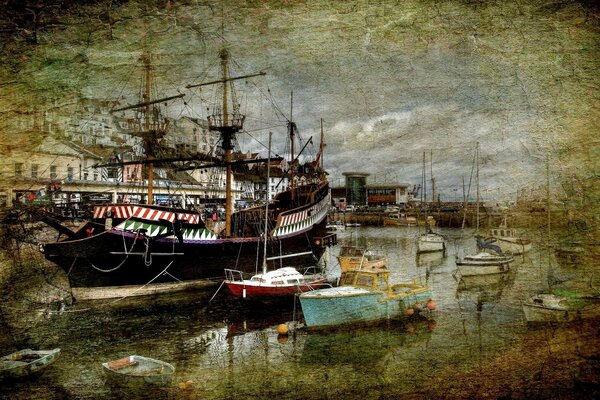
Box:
39, 48, 331, 300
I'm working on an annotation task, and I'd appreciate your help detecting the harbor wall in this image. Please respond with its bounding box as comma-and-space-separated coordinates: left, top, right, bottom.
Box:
329, 210, 577, 231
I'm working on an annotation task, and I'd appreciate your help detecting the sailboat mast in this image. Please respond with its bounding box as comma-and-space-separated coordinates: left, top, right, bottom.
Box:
262, 132, 272, 275
430, 149, 435, 205
546, 152, 550, 240
476, 142, 480, 231
320, 118, 324, 169
143, 54, 154, 205
289, 92, 295, 203
422, 152, 426, 206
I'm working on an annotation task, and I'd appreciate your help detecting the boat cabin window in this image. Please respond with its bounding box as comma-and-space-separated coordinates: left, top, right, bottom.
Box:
377, 275, 388, 289
272, 280, 284, 285
251, 277, 264, 282
340, 273, 355, 286
355, 274, 375, 288
286, 279, 299, 285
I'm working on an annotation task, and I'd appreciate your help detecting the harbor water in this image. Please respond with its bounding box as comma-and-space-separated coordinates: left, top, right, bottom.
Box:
1, 226, 598, 399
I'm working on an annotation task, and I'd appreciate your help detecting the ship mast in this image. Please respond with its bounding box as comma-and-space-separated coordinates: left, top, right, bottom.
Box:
188, 48, 264, 237
221, 47, 233, 237
143, 54, 154, 205
262, 132, 272, 275
289, 92, 295, 203
476, 141, 480, 231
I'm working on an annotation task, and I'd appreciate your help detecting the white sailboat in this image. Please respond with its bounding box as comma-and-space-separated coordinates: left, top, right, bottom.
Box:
416, 151, 446, 253
488, 215, 532, 255
455, 143, 513, 276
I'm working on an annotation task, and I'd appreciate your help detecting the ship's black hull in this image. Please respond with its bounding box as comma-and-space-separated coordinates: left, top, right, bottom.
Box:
42, 219, 328, 290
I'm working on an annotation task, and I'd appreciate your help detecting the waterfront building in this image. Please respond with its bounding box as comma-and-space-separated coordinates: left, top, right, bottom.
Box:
343, 172, 369, 206
366, 183, 413, 206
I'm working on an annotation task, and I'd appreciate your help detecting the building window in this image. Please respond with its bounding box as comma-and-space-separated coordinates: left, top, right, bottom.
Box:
67, 167, 74, 181
50, 166, 57, 180
31, 164, 38, 179
14, 162, 23, 177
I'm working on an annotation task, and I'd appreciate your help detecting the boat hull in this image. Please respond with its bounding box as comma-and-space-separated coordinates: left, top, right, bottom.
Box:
383, 218, 417, 227
0, 349, 60, 381
41, 185, 331, 298
456, 262, 511, 276
42, 221, 327, 294
492, 237, 532, 255
299, 289, 431, 329
102, 355, 174, 388
522, 303, 580, 322
416, 235, 446, 253
225, 279, 330, 298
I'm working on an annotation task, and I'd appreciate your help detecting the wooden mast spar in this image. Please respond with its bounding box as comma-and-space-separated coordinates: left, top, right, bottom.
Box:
144, 54, 153, 205
110, 53, 185, 206
185, 48, 265, 237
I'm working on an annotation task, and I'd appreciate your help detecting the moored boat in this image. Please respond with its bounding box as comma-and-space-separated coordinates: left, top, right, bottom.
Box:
383, 213, 417, 226
299, 268, 434, 329
522, 290, 600, 323
224, 266, 330, 298
326, 220, 346, 231
488, 216, 532, 255
102, 355, 175, 387
455, 251, 514, 276
416, 227, 446, 253
383, 213, 435, 227
0, 348, 60, 381
337, 246, 387, 273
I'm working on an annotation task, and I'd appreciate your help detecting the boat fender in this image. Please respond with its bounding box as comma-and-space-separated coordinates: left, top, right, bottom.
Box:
426, 300, 437, 311
315, 239, 321, 246
407, 308, 415, 316
277, 324, 289, 335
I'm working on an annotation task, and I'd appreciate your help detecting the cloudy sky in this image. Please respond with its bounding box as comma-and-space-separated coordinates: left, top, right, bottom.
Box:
1, 0, 598, 201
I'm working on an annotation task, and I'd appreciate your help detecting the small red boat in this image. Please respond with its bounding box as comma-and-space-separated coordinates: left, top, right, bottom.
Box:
224, 266, 331, 298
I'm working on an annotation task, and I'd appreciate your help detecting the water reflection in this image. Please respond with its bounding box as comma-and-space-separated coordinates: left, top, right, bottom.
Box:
416, 251, 445, 269
300, 318, 434, 368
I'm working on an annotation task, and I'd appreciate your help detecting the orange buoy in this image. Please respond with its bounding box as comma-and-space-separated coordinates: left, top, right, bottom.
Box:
427, 300, 437, 311
406, 308, 415, 316
277, 323, 289, 335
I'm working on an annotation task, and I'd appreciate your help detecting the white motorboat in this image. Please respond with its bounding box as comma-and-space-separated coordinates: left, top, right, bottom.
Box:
326, 221, 346, 231
417, 231, 446, 253
455, 251, 514, 276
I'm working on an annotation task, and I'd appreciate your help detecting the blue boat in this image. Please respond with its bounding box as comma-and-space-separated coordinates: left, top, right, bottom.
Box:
299, 269, 433, 329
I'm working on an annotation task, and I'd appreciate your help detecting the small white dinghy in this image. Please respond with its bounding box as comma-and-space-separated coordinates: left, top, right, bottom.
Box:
102, 355, 175, 387
522, 291, 600, 323
0, 348, 60, 381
